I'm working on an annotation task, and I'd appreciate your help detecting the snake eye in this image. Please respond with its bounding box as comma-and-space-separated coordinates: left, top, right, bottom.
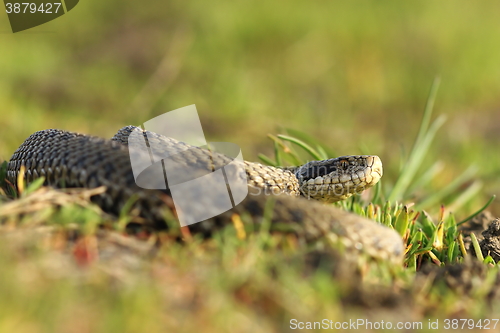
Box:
339, 159, 349, 170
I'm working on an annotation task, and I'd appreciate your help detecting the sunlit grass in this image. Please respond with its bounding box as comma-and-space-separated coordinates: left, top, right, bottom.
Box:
0, 123, 499, 332
1, 81, 499, 332
2, 1, 500, 329
258, 85, 497, 273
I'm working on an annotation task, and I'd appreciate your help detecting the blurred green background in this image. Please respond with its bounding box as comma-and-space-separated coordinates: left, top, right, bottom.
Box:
1, 0, 500, 214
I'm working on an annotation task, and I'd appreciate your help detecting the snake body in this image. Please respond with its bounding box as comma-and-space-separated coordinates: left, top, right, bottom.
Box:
6, 126, 403, 262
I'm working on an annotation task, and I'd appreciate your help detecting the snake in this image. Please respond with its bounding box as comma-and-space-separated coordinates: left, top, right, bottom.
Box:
5, 126, 404, 262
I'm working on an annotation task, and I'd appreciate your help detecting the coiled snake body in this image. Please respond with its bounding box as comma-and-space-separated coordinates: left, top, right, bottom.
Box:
7, 126, 404, 262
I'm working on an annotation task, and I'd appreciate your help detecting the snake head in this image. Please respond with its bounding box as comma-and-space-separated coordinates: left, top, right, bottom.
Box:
294, 155, 383, 202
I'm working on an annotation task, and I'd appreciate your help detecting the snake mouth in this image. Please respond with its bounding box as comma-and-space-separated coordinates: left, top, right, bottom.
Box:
367, 155, 383, 182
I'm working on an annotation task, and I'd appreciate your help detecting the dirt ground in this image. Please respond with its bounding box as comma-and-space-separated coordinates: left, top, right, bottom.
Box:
1, 214, 499, 323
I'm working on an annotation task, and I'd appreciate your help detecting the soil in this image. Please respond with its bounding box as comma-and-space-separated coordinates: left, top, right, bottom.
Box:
459, 210, 500, 262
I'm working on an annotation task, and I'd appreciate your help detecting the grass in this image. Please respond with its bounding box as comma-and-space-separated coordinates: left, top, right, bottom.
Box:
1, 88, 500, 332
2, 1, 500, 331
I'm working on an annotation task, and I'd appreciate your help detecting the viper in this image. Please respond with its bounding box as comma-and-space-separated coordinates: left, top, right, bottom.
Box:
6, 126, 404, 262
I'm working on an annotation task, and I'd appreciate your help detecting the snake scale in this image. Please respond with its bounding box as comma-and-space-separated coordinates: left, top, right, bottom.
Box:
6, 126, 404, 262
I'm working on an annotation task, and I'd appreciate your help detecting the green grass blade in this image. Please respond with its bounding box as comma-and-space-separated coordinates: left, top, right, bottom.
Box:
267, 134, 303, 166
388, 77, 443, 202
258, 154, 277, 166
446, 180, 483, 213
456, 195, 496, 226
406, 161, 444, 195
414, 166, 478, 210
415, 77, 441, 150
316, 145, 329, 160
276, 135, 323, 161
447, 242, 456, 263
283, 127, 337, 158
371, 181, 381, 205
388, 114, 446, 202
394, 205, 410, 237
470, 233, 484, 261
24, 177, 46, 196
273, 139, 283, 167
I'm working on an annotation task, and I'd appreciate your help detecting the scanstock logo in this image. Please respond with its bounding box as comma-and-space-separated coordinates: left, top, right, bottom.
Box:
3, 0, 79, 33
128, 105, 249, 227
